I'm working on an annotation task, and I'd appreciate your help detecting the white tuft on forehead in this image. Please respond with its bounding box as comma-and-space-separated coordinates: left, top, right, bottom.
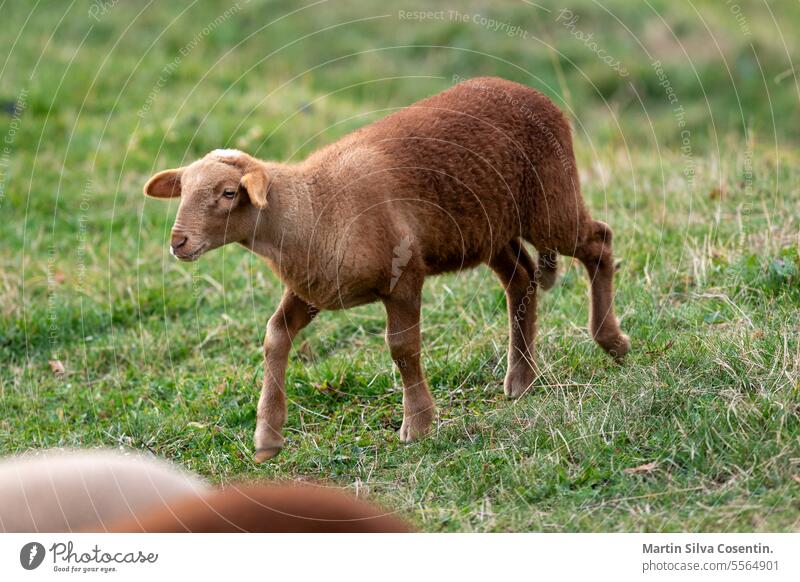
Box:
211, 149, 243, 158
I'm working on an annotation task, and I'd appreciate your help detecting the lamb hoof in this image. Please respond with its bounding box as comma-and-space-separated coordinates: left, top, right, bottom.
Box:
254, 447, 282, 463
399, 410, 435, 443
504, 378, 534, 399
607, 334, 631, 362
503, 368, 536, 399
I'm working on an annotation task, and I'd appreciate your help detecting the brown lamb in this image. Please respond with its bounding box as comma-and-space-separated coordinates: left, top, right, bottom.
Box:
144, 76, 630, 462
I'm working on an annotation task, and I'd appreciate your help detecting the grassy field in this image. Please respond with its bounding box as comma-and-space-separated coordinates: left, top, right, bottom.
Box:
1, 0, 799, 531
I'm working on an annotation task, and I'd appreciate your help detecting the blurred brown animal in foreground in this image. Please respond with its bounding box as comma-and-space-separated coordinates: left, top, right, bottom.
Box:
0, 449, 208, 532
104, 483, 410, 533
0, 449, 409, 533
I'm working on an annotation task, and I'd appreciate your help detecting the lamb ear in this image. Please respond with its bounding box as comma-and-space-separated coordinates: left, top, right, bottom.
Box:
144, 168, 184, 198
240, 167, 270, 209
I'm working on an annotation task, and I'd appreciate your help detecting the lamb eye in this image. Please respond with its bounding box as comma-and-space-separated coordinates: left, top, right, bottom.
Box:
222, 189, 236, 199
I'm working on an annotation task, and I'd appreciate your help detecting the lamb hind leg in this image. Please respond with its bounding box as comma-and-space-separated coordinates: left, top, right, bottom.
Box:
254, 289, 318, 462
383, 277, 436, 443
490, 240, 539, 399
575, 220, 630, 361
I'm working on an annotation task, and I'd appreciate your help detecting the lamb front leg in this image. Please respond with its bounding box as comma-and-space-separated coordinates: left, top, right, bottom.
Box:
575, 220, 630, 361
489, 241, 539, 398
254, 289, 317, 462
383, 277, 436, 443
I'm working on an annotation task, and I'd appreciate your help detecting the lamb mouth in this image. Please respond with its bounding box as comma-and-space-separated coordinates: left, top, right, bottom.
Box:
171, 242, 209, 262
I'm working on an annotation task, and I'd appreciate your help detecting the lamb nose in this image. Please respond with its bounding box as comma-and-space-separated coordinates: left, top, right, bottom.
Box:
171, 234, 188, 250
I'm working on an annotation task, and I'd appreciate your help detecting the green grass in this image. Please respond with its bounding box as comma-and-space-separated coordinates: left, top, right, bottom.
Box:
1, 0, 799, 532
